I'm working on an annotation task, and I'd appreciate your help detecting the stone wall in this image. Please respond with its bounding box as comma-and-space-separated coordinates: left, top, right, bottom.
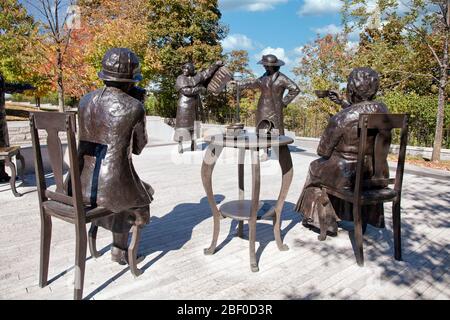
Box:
295, 137, 450, 161
6, 119, 450, 165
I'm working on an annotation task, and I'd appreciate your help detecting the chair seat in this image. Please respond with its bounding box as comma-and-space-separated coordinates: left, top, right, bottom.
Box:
43, 200, 113, 223
0, 146, 20, 158
324, 186, 398, 205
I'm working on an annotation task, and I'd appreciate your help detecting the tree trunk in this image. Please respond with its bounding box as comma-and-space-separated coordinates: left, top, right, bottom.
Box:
431, 35, 448, 162
56, 47, 64, 112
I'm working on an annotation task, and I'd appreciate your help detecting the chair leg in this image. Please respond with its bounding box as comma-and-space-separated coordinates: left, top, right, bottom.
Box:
17, 152, 25, 182
39, 215, 52, 288
318, 190, 330, 241
353, 203, 364, 266
178, 138, 183, 154
74, 225, 87, 300
88, 224, 101, 258
128, 225, 143, 277
393, 200, 402, 261
362, 222, 368, 235
5, 157, 20, 197
237, 221, 244, 238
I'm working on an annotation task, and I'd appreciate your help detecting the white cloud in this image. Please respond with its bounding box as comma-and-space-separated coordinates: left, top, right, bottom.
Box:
220, 0, 288, 12
293, 46, 306, 64
346, 41, 359, 52
255, 47, 291, 65
294, 46, 304, 55
298, 0, 342, 16
312, 22, 362, 41
313, 24, 342, 36
221, 34, 254, 51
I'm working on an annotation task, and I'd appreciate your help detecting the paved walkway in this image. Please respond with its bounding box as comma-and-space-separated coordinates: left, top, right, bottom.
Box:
0, 143, 449, 300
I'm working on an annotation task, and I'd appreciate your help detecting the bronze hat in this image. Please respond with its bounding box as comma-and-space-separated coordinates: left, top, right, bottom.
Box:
98, 48, 143, 83
257, 54, 285, 67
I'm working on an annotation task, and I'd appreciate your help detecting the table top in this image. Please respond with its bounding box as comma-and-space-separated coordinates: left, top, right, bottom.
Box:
204, 134, 294, 149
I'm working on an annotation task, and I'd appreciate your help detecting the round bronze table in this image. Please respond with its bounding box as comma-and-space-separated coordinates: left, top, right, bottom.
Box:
201, 133, 294, 272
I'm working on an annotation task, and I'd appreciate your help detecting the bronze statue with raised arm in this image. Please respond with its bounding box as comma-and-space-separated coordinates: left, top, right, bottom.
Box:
295, 67, 390, 238
234, 54, 300, 135
174, 61, 223, 153
77, 48, 154, 264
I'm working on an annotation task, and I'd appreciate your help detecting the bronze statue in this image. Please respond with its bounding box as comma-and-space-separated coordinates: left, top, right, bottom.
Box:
234, 54, 300, 135
295, 67, 390, 238
174, 61, 223, 153
0, 73, 34, 182
77, 48, 153, 264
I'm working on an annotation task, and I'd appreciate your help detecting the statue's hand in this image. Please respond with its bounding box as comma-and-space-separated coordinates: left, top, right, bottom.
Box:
328, 90, 343, 105
198, 86, 207, 94
215, 60, 224, 67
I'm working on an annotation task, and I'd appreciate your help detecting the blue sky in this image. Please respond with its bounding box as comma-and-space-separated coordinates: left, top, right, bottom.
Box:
219, 0, 346, 79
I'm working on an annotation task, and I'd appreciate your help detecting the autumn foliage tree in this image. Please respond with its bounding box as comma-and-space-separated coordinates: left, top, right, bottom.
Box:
343, 0, 449, 160
78, 0, 149, 83
293, 34, 352, 115
145, 0, 227, 118
0, 0, 37, 82
24, 0, 81, 111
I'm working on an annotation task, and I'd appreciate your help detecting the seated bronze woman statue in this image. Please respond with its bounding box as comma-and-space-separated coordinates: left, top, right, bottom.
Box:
295, 67, 389, 239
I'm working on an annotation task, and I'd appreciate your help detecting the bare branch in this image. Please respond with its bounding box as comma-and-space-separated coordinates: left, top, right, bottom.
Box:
25, 1, 48, 21
382, 74, 415, 90
62, 28, 73, 57
384, 69, 440, 82
44, 0, 57, 33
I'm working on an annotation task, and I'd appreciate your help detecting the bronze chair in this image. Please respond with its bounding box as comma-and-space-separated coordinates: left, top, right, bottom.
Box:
323, 113, 409, 266
30, 112, 143, 300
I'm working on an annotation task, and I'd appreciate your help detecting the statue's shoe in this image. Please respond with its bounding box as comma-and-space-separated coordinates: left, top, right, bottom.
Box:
111, 247, 145, 265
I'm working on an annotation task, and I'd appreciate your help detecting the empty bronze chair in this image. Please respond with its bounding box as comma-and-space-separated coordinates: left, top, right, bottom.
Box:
323, 113, 409, 266
30, 112, 143, 300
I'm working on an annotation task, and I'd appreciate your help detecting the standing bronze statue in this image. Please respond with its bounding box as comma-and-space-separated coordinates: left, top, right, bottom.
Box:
234, 54, 300, 135
77, 48, 154, 264
295, 67, 389, 238
0, 73, 34, 182
174, 61, 223, 153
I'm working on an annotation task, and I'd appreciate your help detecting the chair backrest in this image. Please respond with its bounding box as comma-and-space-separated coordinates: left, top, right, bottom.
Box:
30, 112, 85, 224
354, 113, 409, 197
77, 140, 108, 207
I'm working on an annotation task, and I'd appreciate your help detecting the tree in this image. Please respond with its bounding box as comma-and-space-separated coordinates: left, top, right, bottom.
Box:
26, 0, 77, 111
145, 0, 227, 118
343, 0, 449, 161
224, 50, 257, 123
76, 0, 148, 96
225, 50, 254, 78
0, 0, 36, 81
0, 0, 54, 104
293, 34, 352, 115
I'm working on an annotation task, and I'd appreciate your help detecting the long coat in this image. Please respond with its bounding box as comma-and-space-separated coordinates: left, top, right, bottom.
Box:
239, 72, 300, 135
295, 100, 389, 232
78, 86, 153, 213
175, 64, 220, 132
